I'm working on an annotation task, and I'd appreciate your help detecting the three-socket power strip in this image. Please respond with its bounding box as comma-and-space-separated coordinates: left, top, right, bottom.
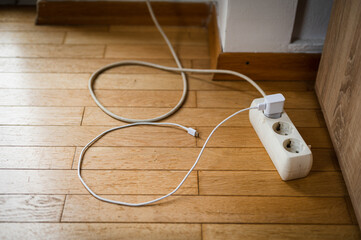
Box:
249, 98, 313, 181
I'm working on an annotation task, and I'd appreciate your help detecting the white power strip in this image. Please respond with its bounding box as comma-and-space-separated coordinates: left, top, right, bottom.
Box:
249, 98, 313, 181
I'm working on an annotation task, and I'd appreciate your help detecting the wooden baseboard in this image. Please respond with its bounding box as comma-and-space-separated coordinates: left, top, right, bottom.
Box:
36, 1, 211, 26
207, 4, 321, 81
213, 52, 321, 81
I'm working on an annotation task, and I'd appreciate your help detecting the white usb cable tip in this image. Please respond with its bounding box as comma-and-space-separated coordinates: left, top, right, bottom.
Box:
187, 128, 199, 137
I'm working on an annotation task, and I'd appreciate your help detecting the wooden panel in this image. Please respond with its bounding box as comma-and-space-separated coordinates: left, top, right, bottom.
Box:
214, 53, 321, 81
192, 59, 211, 69
109, 25, 207, 33
0, 7, 36, 22
36, 1, 210, 26
0, 195, 64, 222
72, 147, 338, 172
0, 44, 105, 58
62, 195, 351, 224
0, 73, 89, 89
196, 127, 333, 148
72, 147, 337, 172
0, 73, 313, 91
105, 45, 209, 59
0, 223, 201, 240
0, 89, 196, 107
0, 107, 83, 125
76, 74, 314, 91
315, 0, 361, 228
0, 126, 196, 147
196, 91, 320, 109
82, 107, 321, 127
202, 224, 361, 240
199, 171, 347, 196
0, 170, 197, 195
0, 58, 192, 73
0, 32, 65, 44
0, 22, 108, 31
65, 31, 206, 45
0, 147, 74, 169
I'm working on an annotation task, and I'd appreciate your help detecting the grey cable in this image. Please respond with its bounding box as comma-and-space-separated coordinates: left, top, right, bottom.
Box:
88, 0, 266, 123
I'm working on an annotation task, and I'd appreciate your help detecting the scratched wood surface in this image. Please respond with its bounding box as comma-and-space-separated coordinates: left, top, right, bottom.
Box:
315, 0, 361, 230
0, 7, 360, 240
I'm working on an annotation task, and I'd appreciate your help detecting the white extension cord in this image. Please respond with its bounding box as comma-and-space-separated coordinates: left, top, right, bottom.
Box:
78, 107, 257, 206
78, 0, 267, 206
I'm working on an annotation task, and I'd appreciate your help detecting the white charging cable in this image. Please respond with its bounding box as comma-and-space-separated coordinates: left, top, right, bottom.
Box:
78, 106, 257, 206
88, 0, 266, 123
79, 0, 269, 206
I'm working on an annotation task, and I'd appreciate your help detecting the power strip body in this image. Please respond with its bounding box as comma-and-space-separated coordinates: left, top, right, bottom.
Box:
249, 98, 312, 181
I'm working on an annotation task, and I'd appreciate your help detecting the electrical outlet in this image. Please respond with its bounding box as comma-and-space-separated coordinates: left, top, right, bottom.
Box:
249, 98, 312, 181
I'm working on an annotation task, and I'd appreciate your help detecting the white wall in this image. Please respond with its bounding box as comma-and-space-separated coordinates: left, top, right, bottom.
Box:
216, 0, 333, 53
216, 0, 228, 47
288, 0, 333, 52
292, 0, 333, 40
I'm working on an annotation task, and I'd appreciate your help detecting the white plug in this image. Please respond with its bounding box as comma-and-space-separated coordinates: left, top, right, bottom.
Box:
257, 93, 285, 119
187, 128, 199, 137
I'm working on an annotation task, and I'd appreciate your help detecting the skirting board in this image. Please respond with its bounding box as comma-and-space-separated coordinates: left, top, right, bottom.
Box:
213, 52, 321, 81
36, 1, 211, 26
207, 4, 321, 81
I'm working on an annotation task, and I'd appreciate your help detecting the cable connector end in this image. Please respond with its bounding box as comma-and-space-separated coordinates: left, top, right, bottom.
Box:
257, 102, 266, 111
187, 128, 199, 137
258, 93, 285, 119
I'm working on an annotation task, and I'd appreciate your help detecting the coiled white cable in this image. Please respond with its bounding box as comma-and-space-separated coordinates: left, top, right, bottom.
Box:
79, 0, 267, 206
88, 0, 266, 123
78, 106, 257, 206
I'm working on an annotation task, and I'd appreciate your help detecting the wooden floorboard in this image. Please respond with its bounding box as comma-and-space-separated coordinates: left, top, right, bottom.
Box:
64, 31, 207, 45
61, 195, 351, 224
0, 8, 359, 239
0, 58, 192, 73
0, 170, 198, 195
0, 31, 65, 44
0, 195, 65, 222
0, 126, 197, 147
202, 224, 361, 240
70, 147, 338, 171
0, 223, 202, 240
0, 147, 75, 169
0, 44, 106, 58
81, 108, 322, 127
0, 89, 196, 107
0, 107, 84, 125
0, 73, 314, 90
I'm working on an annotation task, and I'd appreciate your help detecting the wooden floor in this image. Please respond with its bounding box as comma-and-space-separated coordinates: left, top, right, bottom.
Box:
0, 7, 360, 240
